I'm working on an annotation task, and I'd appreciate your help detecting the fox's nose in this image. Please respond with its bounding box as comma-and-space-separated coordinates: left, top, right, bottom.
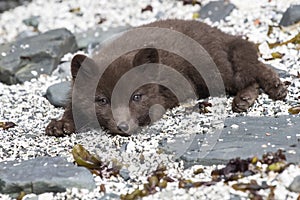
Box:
117, 122, 129, 132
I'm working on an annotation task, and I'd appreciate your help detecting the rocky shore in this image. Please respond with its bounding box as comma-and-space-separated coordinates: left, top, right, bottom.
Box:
0, 0, 299, 199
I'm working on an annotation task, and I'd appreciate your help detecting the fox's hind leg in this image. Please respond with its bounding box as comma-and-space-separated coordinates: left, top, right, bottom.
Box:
255, 63, 288, 100
228, 38, 288, 112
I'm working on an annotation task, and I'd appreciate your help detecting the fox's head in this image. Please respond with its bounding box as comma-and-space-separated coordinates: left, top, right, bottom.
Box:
70, 48, 178, 136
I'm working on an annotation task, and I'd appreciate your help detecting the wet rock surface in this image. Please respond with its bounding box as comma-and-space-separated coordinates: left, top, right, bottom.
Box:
279, 5, 300, 27
199, 1, 236, 22
0, 28, 77, 85
162, 115, 300, 166
0, 157, 95, 197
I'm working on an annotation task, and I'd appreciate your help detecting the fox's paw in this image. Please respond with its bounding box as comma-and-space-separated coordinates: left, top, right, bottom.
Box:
232, 84, 259, 112
45, 119, 75, 137
266, 79, 288, 100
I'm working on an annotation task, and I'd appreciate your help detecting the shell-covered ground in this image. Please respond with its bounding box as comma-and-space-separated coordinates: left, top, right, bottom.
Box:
0, 0, 300, 199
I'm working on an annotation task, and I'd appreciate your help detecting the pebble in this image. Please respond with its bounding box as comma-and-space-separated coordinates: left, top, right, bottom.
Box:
119, 168, 131, 181
125, 141, 135, 153
289, 175, 300, 193
231, 124, 239, 129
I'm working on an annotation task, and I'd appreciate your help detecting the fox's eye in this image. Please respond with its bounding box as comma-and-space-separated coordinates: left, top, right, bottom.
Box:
132, 94, 142, 102
96, 97, 109, 105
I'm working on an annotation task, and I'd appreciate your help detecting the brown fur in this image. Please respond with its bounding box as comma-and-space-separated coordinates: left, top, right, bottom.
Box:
46, 19, 288, 137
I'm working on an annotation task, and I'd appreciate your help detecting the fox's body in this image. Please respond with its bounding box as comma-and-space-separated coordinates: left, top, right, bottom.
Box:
46, 19, 288, 136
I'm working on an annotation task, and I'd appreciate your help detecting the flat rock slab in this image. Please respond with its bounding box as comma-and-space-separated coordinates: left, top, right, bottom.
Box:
280, 5, 300, 27
45, 81, 71, 107
75, 26, 131, 50
0, 157, 95, 197
199, 1, 236, 22
0, 28, 77, 85
0, 0, 31, 13
163, 115, 300, 166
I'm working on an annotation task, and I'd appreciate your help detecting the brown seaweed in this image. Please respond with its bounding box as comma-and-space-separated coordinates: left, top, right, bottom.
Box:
0, 121, 17, 130
269, 32, 300, 48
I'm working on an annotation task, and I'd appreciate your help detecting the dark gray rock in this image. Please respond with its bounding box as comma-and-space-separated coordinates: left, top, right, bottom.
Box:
0, 28, 78, 85
75, 26, 131, 50
15, 30, 39, 41
45, 81, 71, 107
279, 5, 300, 27
99, 193, 120, 200
161, 115, 300, 166
119, 168, 130, 181
22, 16, 40, 29
120, 143, 128, 153
0, 0, 31, 13
52, 61, 72, 78
230, 195, 242, 200
289, 175, 300, 193
268, 64, 290, 78
272, 69, 290, 79
199, 1, 236, 22
0, 157, 95, 197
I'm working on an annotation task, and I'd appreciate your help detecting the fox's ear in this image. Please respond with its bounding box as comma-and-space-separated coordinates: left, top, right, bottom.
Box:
70, 54, 97, 79
133, 48, 159, 66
